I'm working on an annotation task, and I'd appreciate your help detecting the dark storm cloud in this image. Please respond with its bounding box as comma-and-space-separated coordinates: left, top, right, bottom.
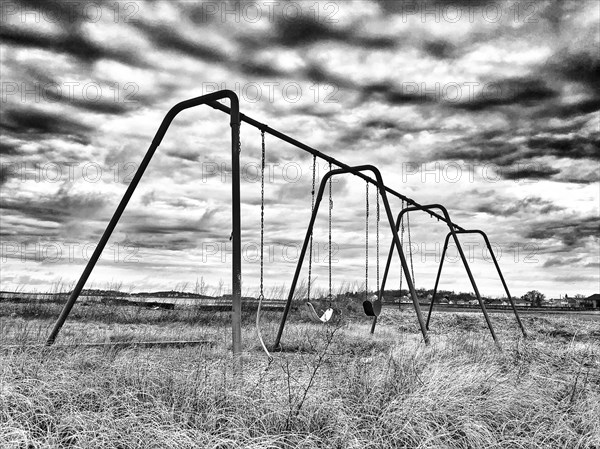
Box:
272, 14, 396, 49
0, 25, 144, 67
453, 78, 558, 111
132, 21, 228, 62
476, 196, 564, 216
543, 256, 583, 268
526, 134, 600, 161
0, 141, 24, 156
1, 186, 108, 224
360, 81, 431, 105
238, 59, 285, 78
433, 126, 598, 183
500, 165, 561, 181
524, 216, 599, 248
1, 108, 92, 144
423, 40, 457, 59
364, 119, 398, 130
41, 85, 135, 115
549, 50, 600, 90
166, 149, 200, 163
304, 64, 354, 88
546, 98, 600, 119
434, 137, 520, 165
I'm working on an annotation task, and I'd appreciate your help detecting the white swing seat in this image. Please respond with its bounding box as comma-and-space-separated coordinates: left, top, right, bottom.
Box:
305, 302, 333, 323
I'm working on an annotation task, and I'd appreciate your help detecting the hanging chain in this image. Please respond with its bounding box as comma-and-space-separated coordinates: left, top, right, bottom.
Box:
407, 210, 415, 288
259, 130, 265, 299
256, 130, 272, 362
376, 186, 380, 295
328, 162, 333, 302
399, 200, 405, 293
308, 155, 316, 301
365, 182, 369, 300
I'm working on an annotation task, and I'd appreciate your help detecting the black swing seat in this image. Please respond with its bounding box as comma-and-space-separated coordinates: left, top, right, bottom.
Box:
363, 297, 382, 317
305, 302, 334, 323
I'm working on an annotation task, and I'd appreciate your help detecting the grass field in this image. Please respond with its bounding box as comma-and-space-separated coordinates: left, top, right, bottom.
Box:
1, 299, 599, 448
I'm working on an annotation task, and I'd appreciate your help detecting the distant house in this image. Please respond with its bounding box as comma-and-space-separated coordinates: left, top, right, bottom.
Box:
512, 298, 530, 307
439, 296, 449, 304
566, 297, 579, 308
578, 294, 600, 309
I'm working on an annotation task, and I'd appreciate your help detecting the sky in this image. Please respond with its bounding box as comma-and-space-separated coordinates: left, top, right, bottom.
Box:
0, 0, 598, 300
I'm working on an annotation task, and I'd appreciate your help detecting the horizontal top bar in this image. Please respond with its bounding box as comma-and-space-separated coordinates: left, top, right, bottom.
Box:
207, 100, 463, 230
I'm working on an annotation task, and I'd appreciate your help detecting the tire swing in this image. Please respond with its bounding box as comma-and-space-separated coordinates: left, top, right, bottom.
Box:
363, 183, 382, 317
305, 158, 334, 323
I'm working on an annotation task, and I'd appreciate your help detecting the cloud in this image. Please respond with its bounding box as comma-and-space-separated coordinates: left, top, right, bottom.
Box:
549, 49, 600, 91
500, 165, 561, 181
476, 196, 564, 216
543, 256, 583, 268
272, 14, 396, 49
1, 183, 108, 225
132, 21, 228, 63
423, 40, 457, 59
0, 25, 144, 67
1, 107, 92, 144
452, 78, 558, 111
526, 134, 600, 161
524, 216, 599, 249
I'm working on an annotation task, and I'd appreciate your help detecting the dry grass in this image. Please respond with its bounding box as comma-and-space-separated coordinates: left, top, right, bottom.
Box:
1, 301, 599, 448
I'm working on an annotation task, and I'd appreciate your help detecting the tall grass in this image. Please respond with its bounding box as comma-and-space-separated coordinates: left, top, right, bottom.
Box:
1, 302, 599, 448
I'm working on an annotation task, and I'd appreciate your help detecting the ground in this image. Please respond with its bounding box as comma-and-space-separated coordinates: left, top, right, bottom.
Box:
1, 299, 599, 448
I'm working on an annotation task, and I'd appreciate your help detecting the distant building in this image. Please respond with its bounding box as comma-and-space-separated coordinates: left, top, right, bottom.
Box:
578, 294, 600, 309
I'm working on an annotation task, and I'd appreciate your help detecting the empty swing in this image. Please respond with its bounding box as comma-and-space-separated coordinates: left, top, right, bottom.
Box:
305, 158, 334, 323
256, 130, 272, 361
363, 183, 382, 317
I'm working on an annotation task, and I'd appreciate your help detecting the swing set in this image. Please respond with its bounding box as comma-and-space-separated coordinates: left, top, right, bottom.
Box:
45, 90, 526, 359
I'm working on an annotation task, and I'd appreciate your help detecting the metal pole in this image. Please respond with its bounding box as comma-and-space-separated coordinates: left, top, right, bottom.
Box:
46, 90, 241, 346
427, 233, 451, 330
230, 105, 242, 364
455, 230, 527, 338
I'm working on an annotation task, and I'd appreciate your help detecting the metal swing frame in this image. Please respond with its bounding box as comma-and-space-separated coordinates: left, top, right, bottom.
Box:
45, 89, 524, 358
373, 204, 527, 343
426, 229, 527, 338
273, 165, 431, 349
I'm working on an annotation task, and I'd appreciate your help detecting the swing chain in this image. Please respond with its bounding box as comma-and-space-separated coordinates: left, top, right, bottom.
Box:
399, 200, 405, 293
407, 211, 415, 286
259, 130, 265, 299
365, 182, 369, 301
257, 130, 272, 362
308, 155, 316, 301
328, 161, 333, 302
376, 186, 380, 295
